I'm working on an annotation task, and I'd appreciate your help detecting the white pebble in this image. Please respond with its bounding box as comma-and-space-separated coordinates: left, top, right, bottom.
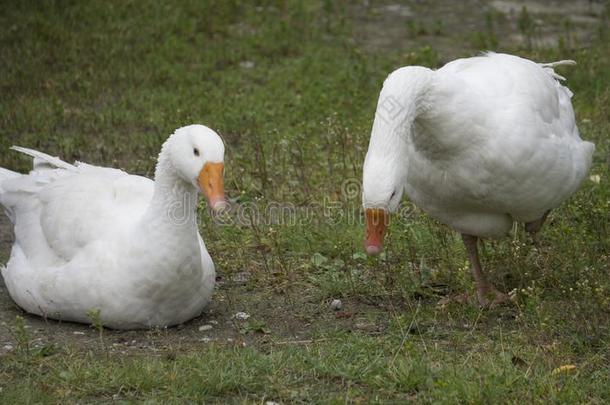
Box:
234, 312, 250, 320
2, 345, 13, 351
330, 299, 342, 310
198, 324, 213, 332
72, 331, 85, 335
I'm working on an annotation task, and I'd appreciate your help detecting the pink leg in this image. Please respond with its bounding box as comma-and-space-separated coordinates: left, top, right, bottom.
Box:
461, 234, 509, 307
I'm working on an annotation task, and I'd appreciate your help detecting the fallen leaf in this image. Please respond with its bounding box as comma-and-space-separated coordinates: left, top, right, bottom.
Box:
552, 364, 576, 375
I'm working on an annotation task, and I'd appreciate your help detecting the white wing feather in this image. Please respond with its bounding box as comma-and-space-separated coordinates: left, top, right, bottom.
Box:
0, 151, 154, 265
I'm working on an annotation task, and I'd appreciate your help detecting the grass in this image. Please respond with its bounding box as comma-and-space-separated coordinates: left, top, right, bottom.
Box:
1, 0, 609, 403
2, 328, 608, 403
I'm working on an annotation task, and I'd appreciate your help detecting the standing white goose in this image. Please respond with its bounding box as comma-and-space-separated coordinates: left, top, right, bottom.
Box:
0, 124, 226, 329
362, 53, 594, 306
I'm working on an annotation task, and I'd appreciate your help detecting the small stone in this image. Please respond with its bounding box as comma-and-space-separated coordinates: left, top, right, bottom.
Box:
239, 60, 255, 69
589, 174, 601, 184
2, 345, 13, 351
330, 299, 342, 310
198, 324, 213, 332
265, 401, 280, 405
381, 4, 412, 17
208, 320, 218, 325
72, 331, 85, 335
232, 272, 249, 284
233, 312, 250, 320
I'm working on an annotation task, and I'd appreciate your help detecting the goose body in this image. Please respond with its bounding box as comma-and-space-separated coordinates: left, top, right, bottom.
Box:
363, 53, 594, 305
0, 125, 226, 329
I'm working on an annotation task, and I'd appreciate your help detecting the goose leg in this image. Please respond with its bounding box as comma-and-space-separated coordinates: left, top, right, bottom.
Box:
461, 234, 509, 307
525, 210, 551, 245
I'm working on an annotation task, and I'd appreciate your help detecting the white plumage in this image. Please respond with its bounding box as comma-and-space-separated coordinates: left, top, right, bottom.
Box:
0, 124, 226, 329
363, 53, 594, 305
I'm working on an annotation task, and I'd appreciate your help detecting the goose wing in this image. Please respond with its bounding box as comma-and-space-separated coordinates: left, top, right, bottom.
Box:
424, 53, 593, 218
0, 148, 153, 265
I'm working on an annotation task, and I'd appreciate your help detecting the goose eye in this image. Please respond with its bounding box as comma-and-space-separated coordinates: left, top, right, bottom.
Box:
193, 148, 200, 156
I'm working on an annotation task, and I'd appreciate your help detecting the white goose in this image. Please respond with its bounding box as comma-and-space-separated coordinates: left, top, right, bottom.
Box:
0, 124, 226, 329
362, 53, 595, 306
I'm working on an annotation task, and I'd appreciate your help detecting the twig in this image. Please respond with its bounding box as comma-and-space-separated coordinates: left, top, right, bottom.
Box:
271, 338, 334, 345
390, 298, 422, 365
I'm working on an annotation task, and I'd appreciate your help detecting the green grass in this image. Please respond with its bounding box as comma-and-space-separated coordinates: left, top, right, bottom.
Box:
1, 0, 609, 403
2, 328, 609, 403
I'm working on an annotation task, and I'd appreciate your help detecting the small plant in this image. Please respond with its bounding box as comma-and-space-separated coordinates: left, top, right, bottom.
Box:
407, 20, 428, 37
517, 6, 536, 49
239, 319, 270, 335
433, 19, 444, 36
471, 12, 499, 50
4, 316, 58, 361
310, 252, 345, 271
34, 344, 57, 358
87, 308, 105, 351
9, 316, 30, 357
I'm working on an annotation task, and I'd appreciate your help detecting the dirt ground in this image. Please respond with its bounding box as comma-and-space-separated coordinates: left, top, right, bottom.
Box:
0, 0, 605, 354
350, 0, 604, 56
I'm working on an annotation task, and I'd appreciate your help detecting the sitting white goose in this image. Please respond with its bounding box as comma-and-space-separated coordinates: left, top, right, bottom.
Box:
0, 124, 226, 329
362, 53, 595, 306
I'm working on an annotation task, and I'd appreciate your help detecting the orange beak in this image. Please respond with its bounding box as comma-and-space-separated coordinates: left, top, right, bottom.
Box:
198, 162, 226, 213
364, 208, 389, 256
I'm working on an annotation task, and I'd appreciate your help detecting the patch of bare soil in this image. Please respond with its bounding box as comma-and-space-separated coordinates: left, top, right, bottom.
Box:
350, 0, 605, 60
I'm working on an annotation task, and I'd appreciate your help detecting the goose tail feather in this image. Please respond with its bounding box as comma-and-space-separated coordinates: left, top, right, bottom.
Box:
10, 146, 74, 171
540, 60, 576, 81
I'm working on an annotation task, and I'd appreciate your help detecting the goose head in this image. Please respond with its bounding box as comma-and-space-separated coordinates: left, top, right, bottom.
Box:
361, 123, 408, 256
362, 155, 405, 255
361, 65, 430, 255
168, 124, 226, 213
